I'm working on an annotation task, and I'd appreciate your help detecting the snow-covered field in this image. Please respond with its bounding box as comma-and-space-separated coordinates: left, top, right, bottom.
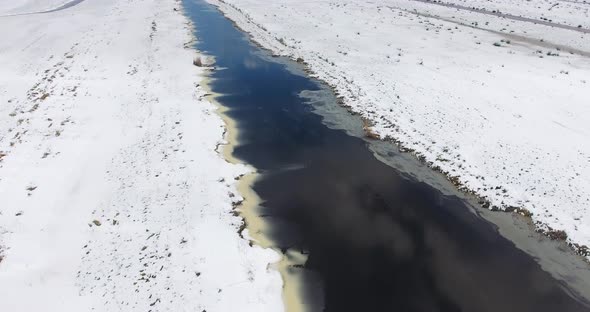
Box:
206, 0, 590, 257
0, 0, 283, 311
0, 0, 75, 15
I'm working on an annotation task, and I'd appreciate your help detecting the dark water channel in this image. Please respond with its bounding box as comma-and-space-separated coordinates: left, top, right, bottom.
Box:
184, 0, 590, 311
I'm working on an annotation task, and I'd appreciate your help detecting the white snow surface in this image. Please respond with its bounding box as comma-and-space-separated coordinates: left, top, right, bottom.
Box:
0, 0, 73, 15
207, 0, 590, 254
0, 0, 283, 311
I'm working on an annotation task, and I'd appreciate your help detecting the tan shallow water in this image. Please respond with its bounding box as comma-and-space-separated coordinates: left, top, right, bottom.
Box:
201, 75, 309, 312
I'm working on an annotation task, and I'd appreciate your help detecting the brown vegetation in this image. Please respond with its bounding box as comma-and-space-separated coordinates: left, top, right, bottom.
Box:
193, 56, 204, 67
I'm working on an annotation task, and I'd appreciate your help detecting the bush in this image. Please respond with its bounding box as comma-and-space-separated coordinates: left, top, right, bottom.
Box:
193, 56, 203, 67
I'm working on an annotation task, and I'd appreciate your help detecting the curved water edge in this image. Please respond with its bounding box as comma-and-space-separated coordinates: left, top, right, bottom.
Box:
186, 16, 309, 310
200, 74, 310, 311
183, 0, 590, 311
182, 3, 319, 309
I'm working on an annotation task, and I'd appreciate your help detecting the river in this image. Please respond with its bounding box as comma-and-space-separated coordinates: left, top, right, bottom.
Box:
184, 0, 590, 311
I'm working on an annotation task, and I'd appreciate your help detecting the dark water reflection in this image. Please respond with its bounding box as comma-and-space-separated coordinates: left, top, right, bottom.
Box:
184, 0, 590, 311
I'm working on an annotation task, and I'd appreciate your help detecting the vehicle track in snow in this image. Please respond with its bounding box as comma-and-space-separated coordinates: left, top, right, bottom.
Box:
0, 0, 86, 17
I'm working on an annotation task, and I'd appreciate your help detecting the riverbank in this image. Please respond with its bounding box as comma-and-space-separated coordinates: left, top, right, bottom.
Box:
184, 3, 307, 310
205, 0, 590, 260
200, 74, 304, 312
0, 0, 282, 310
308, 86, 590, 305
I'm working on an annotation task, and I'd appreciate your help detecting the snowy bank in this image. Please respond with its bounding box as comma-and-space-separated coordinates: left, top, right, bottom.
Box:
206, 0, 590, 257
0, 0, 282, 311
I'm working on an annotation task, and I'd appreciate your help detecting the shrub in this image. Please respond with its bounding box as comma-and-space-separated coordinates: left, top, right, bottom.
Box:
193, 56, 203, 67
